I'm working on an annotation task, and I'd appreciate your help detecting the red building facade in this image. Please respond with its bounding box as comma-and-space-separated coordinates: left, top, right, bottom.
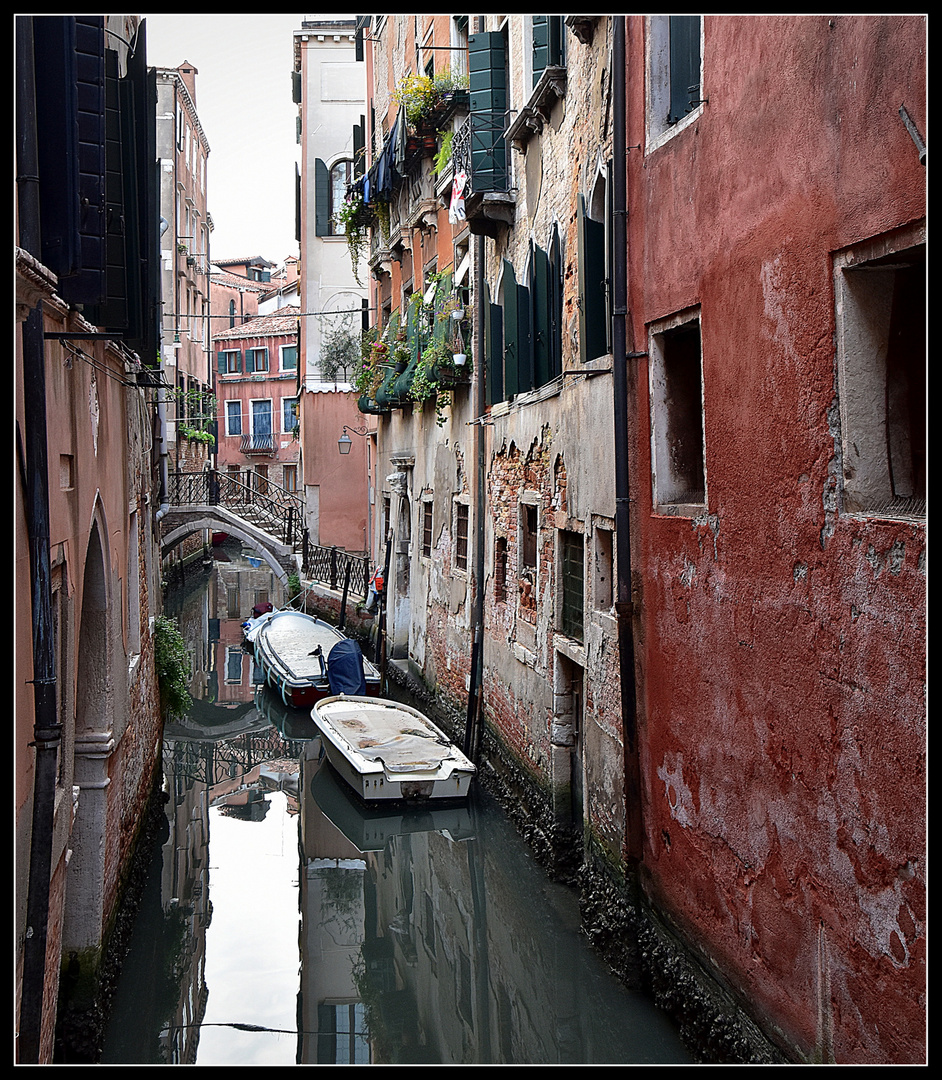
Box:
622, 15, 925, 1064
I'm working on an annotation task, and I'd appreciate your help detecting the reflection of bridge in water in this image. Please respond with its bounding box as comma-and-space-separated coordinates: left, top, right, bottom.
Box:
160, 470, 369, 597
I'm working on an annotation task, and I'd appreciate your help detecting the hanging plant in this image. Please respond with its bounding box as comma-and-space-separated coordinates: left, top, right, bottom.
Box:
334, 188, 372, 285
433, 129, 455, 177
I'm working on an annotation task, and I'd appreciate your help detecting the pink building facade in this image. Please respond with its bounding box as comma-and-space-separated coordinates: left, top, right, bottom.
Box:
213, 312, 301, 495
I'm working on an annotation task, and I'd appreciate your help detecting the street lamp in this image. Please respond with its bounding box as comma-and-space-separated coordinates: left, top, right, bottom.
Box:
338, 425, 369, 455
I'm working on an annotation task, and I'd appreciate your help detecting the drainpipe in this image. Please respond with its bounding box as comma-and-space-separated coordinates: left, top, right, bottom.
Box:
16, 16, 62, 1063
464, 16, 488, 764
611, 16, 643, 862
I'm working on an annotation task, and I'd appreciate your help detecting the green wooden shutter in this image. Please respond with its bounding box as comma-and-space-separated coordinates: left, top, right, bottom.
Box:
315, 157, 329, 236
531, 243, 551, 388
577, 195, 607, 364
502, 259, 532, 399
532, 16, 564, 87
668, 16, 701, 123
468, 31, 507, 193
485, 283, 504, 406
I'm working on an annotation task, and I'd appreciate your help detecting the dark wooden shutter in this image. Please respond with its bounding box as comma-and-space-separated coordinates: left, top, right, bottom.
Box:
531, 242, 551, 388
577, 195, 608, 363
468, 31, 507, 193
485, 283, 504, 407
531, 16, 563, 87
315, 157, 330, 236
502, 259, 532, 399
668, 16, 701, 123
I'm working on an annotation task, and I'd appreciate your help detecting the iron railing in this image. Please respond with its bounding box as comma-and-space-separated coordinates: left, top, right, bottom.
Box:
168, 470, 369, 595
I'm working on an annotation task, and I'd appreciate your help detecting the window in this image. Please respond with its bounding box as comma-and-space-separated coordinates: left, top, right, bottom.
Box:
283, 464, 298, 492
577, 184, 610, 363
649, 312, 705, 512
225, 400, 242, 436
329, 159, 355, 237
454, 501, 469, 572
316, 1003, 369, 1065
245, 347, 269, 373
228, 299, 236, 328
245, 399, 274, 453
834, 231, 926, 518
559, 530, 584, 642
225, 646, 243, 684
280, 343, 298, 371
531, 15, 565, 88
530, 228, 563, 386
592, 524, 613, 612
218, 348, 242, 374
422, 501, 433, 559
521, 503, 538, 572
647, 15, 704, 148
282, 396, 298, 434
494, 535, 508, 603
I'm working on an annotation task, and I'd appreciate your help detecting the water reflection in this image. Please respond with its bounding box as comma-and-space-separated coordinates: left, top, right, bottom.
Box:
101, 549, 694, 1065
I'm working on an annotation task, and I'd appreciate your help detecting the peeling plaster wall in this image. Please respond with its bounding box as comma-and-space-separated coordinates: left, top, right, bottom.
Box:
627, 15, 926, 1064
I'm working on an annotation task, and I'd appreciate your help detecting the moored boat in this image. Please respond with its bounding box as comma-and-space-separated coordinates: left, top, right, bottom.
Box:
251, 608, 380, 709
311, 694, 476, 803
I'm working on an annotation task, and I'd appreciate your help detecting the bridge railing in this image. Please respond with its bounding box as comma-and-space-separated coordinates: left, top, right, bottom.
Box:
169, 469, 305, 547
305, 543, 370, 599
168, 471, 369, 595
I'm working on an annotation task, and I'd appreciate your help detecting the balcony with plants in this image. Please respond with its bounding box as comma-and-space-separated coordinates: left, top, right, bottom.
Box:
356, 272, 472, 424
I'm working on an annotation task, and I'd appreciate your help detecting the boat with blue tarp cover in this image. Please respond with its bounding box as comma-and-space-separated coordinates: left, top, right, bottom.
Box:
247, 608, 380, 709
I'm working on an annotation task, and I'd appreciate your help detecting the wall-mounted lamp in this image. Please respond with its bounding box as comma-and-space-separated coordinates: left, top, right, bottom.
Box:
338, 425, 369, 455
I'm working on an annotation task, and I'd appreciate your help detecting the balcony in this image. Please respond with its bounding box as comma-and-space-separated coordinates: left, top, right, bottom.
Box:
240, 433, 275, 456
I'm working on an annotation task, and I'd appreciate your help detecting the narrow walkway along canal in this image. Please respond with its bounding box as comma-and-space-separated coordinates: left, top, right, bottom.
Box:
100, 545, 696, 1065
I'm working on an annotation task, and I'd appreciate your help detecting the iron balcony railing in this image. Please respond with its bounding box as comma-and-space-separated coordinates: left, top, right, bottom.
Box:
240, 433, 275, 455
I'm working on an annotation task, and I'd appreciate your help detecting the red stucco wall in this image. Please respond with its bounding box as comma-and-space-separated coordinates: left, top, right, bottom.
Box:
626, 16, 926, 1063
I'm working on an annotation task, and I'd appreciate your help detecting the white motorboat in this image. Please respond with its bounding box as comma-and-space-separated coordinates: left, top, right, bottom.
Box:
311, 694, 476, 803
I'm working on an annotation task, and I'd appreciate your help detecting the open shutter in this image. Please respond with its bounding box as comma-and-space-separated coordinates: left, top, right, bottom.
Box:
577, 195, 608, 364
485, 284, 504, 407
315, 157, 330, 236
468, 31, 507, 193
502, 259, 532, 399
531, 242, 552, 388
668, 15, 701, 123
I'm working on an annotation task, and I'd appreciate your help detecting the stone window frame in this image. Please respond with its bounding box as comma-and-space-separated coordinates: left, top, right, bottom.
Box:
833, 222, 926, 521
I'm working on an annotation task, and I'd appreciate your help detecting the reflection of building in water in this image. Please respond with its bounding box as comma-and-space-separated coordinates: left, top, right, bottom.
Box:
299, 746, 371, 1064
156, 702, 305, 1061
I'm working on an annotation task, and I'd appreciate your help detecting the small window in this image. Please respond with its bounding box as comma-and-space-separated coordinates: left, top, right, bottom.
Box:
647, 15, 704, 148
455, 502, 469, 572
593, 525, 613, 612
559, 530, 584, 643
649, 313, 705, 513
422, 501, 433, 559
225, 400, 242, 437
282, 397, 298, 434
834, 234, 926, 518
217, 349, 242, 374
329, 159, 355, 237
280, 344, 298, 371
520, 502, 538, 573
245, 347, 269, 373
283, 464, 298, 492
494, 536, 508, 603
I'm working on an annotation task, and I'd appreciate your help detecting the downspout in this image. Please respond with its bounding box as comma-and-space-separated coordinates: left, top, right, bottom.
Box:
464, 15, 487, 764
16, 15, 62, 1063
611, 16, 643, 862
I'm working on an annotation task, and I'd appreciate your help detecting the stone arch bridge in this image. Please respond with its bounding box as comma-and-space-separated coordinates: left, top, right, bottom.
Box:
161, 470, 369, 597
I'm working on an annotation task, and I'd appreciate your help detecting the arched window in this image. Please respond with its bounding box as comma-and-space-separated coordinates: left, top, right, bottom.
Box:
329, 159, 355, 236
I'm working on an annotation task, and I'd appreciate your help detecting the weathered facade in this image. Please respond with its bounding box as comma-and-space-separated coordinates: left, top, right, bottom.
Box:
15, 16, 165, 1062
293, 18, 374, 555
347, 14, 926, 1064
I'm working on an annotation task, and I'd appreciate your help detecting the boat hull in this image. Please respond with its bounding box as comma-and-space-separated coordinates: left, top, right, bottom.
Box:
311, 695, 476, 803
250, 610, 380, 710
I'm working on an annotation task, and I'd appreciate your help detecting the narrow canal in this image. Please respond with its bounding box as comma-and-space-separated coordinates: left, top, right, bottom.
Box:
100, 543, 696, 1065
